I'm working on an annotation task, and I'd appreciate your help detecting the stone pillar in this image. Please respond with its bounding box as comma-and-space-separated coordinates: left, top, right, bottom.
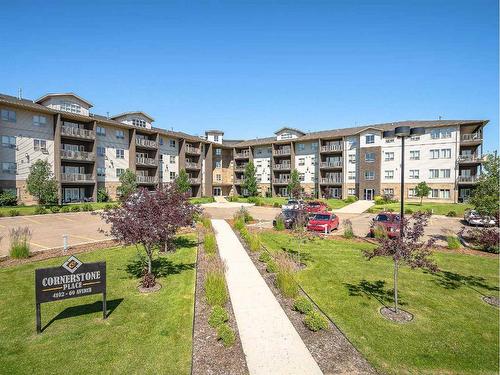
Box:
128, 128, 137, 172
53, 114, 62, 204
204, 143, 213, 197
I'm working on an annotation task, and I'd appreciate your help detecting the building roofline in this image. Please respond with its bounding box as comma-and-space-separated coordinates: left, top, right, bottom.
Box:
35, 92, 93, 107
111, 111, 155, 122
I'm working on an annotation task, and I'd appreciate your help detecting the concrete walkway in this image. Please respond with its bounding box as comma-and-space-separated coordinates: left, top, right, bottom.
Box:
211, 219, 323, 375
334, 199, 374, 214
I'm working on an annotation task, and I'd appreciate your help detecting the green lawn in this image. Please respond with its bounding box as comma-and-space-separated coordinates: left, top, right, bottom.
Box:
189, 197, 215, 204
369, 202, 472, 216
259, 232, 499, 375
232, 196, 348, 209
0, 238, 197, 374
0, 202, 113, 217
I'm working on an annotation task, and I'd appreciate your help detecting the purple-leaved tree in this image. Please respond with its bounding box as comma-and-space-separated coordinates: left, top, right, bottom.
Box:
364, 212, 438, 313
101, 184, 200, 287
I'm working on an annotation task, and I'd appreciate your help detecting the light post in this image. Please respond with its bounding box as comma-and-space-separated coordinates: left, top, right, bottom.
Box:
382, 126, 425, 235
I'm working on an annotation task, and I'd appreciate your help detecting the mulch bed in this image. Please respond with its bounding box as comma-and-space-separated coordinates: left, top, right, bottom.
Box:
191, 229, 248, 375
235, 226, 377, 375
380, 307, 413, 323
482, 296, 500, 308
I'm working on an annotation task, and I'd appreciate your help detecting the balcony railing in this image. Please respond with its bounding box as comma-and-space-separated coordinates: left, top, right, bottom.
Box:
61, 173, 94, 182
320, 177, 343, 184
457, 155, 487, 163
461, 133, 482, 142
273, 163, 291, 170
273, 148, 291, 156
60, 150, 95, 162
234, 164, 248, 171
185, 146, 201, 155
61, 126, 95, 140
320, 160, 342, 168
273, 178, 290, 184
320, 144, 343, 152
234, 179, 244, 185
457, 176, 479, 183
185, 161, 200, 169
135, 138, 158, 149
136, 157, 158, 166
136, 175, 157, 184
189, 177, 201, 184
234, 152, 250, 159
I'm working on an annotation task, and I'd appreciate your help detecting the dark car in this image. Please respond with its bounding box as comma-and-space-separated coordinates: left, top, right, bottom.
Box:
306, 212, 339, 233
370, 212, 401, 238
306, 201, 328, 214
273, 209, 306, 229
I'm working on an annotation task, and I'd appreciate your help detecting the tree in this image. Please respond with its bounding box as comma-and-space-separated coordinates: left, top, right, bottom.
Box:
97, 187, 110, 202
175, 169, 191, 194
101, 185, 201, 287
364, 212, 438, 313
414, 181, 431, 205
287, 169, 302, 198
243, 161, 258, 197
468, 154, 499, 216
117, 169, 137, 199
26, 160, 58, 205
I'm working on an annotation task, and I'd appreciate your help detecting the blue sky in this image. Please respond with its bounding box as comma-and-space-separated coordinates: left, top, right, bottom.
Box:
0, 0, 498, 151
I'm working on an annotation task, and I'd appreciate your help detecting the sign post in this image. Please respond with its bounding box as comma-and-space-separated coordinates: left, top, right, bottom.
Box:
35, 255, 106, 333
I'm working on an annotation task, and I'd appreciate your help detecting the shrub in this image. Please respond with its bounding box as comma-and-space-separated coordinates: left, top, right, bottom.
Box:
259, 251, 272, 263
9, 227, 32, 258
342, 219, 354, 239
266, 259, 278, 273
344, 195, 357, 203
446, 210, 457, 217
239, 227, 250, 243
275, 253, 299, 298
204, 233, 217, 256
204, 259, 228, 306
374, 195, 385, 205
372, 224, 388, 239
425, 208, 433, 215
387, 208, 395, 212
247, 233, 261, 252
447, 235, 461, 249
0, 211, 4, 217
273, 202, 281, 208
97, 188, 110, 202
227, 195, 239, 202
49, 206, 60, 213
462, 227, 499, 254
293, 297, 314, 314
217, 323, 236, 347
234, 217, 245, 231
275, 217, 285, 231
81, 203, 94, 212
34, 206, 48, 215
71, 206, 81, 212
404, 208, 413, 214
234, 206, 253, 223
9, 209, 20, 217
202, 216, 212, 229
208, 306, 229, 328
104, 203, 115, 211
0, 191, 17, 206
304, 310, 328, 332
60, 206, 70, 213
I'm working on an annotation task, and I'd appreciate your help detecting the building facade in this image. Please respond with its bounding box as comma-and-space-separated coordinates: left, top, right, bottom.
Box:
0, 92, 487, 204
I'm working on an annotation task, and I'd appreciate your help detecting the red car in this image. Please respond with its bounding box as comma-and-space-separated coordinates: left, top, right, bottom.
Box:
307, 212, 339, 233
370, 212, 401, 238
306, 201, 328, 213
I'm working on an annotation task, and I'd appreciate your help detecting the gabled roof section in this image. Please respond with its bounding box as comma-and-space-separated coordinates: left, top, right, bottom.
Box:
111, 111, 155, 122
35, 93, 93, 107
274, 126, 306, 136
205, 129, 224, 135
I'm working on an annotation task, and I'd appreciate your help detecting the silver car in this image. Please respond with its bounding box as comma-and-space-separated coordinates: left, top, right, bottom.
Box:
464, 209, 497, 227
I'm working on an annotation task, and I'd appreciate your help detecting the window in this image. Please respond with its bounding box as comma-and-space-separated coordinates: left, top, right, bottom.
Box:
298, 158, 305, 166
280, 133, 292, 140
429, 169, 439, 179
97, 146, 106, 156
170, 172, 176, 180
384, 152, 394, 161
365, 171, 375, 180
385, 138, 395, 143
410, 136, 420, 141
409, 169, 419, 179
311, 143, 318, 151
132, 118, 146, 128
97, 126, 106, 136
298, 143, 305, 152
33, 115, 47, 126
365, 152, 375, 162
384, 170, 394, 179
311, 156, 316, 165
430, 149, 440, 159
214, 135, 219, 142
348, 188, 356, 195
60, 101, 81, 114
2, 135, 16, 147
215, 174, 222, 182
116, 130, 125, 139
33, 139, 47, 152
435, 189, 451, 199
116, 168, 125, 177
2, 162, 16, 174
97, 167, 105, 177
431, 128, 451, 139
429, 189, 439, 198
408, 188, 416, 197
1, 109, 16, 122
365, 134, 375, 144
383, 188, 394, 196
215, 148, 222, 156
349, 154, 356, 163
215, 160, 222, 168
159, 137, 164, 145
169, 155, 175, 163
410, 150, 420, 160
299, 173, 305, 182
440, 169, 451, 178
441, 148, 451, 159
116, 149, 124, 159
169, 139, 176, 147
256, 174, 262, 182
348, 171, 356, 180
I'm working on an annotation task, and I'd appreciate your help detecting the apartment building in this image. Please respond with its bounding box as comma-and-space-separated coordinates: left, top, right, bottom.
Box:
0, 92, 487, 204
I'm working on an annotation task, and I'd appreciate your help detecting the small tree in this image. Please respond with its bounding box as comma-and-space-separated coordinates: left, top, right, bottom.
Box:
364, 212, 438, 313
97, 188, 110, 202
414, 181, 431, 205
468, 154, 499, 216
243, 161, 258, 197
26, 160, 58, 205
175, 169, 191, 194
101, 185, 200, 287
117, 169, 137, 199
287, 169, 302, 198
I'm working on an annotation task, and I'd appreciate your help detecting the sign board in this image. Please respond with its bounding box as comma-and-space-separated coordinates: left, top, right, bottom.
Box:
35, 256, 106, 333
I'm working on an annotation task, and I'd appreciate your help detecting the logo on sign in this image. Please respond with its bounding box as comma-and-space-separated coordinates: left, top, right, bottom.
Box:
62, 256, 83, 273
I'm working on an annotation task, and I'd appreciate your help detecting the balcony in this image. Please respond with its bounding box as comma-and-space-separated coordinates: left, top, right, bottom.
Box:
273, 178, 290, 185
320, 160, 342, 169
136, 157, 158, 167
185, 146, 201, 155
189, 177, 201, 185
234, 151, 250, 159
60, 150, 95, 162
61, 126, 95, 140
457, 175, 479, 184
460, 133, 482, 144
61, 173, 94, 183
273, 148, 291, 156
234, 178, 244, 185
136, 175, 157, 184
457, 155, 487, 164
185, 161, 200, 170
234, 164, 248, 172
135, 138, 158, 149
273, 163, 291, 170
320, 177, 343, 185
320, 144, 343, 153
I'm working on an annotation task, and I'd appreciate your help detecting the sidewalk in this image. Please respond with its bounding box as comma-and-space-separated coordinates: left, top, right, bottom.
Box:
211, 219, 323, 375
333, 200, 374, 214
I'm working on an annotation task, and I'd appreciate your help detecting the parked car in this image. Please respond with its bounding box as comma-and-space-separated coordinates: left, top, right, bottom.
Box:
464, 209, 497, 227
369, 212, 401, 238
306, 201, 328, 213
273, 209, 306, 229
306, 212, 339, 233
281, 199, 305, 210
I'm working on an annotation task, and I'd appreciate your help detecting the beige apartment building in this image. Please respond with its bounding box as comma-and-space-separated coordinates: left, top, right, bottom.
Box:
0, 92, 487, 204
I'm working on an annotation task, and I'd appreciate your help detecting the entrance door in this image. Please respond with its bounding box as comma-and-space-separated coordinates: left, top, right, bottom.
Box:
213, 187, 222, 196
364, 188, 375, 200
